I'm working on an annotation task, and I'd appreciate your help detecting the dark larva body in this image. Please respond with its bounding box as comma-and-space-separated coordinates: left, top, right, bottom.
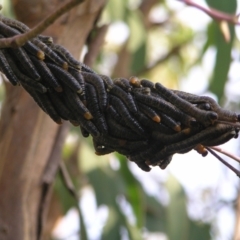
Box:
6, 47, 40, 80
151, 130, 192, 144
106, 116, 141, 141
32, 39, 68, 69
0, 16, 29, 32
23, 85, 62, 124
107, 105, 122, 122
47, 63, 82, 93
79, 62, 95, 73
135, 161, 151, 172
29, 56, 62, 92
38, 35, 53, 44
99, 74, 114, 90
77, 115, 100, 137
0, 49, 19, 85
47, 90, 73, 120
202, 130, 237, 146
110, 95, 145, 136
86, 83, 108, 134
80, 126, 90, 138
140, 79, 155, 91
62, 87, 92, 120
135, 110, 173, 134
157, 112, 181, 132
134, 92, 192, 127
130, 142, 163, 164
0, 22, 45, 59
82, 72, 107, 110
173, 90, 238, 123
159, 155, 173, 169
137, 102, 161, 123
3, 51, 47, 93
110, 85, 138, 113
69, 68, 85, 97
155, 83, 218, 126
50, 43, 81, 69
113, 78, 132, 92
149, 124, 234, 165
132, 87, 151, 95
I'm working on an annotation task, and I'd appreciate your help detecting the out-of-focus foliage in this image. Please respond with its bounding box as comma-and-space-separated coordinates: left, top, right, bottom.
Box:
52, 0, 240, 239
0, 0, 238, 239
206, 0, 237, 100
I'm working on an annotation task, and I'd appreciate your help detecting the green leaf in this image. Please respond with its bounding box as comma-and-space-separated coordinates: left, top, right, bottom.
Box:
127, 10, 146, 52
165, 175, 211, 240
130, 42, 146, 74
102, 207, 122, 240
87, 166, 125, 206
145, 195, 167, 233
205, 0, 236, 13
104, 0, 128, 21
115, 203, 144, 240
166, 175, 189, 240
117, 154, 145, 229
205, 0, 237, 99
208, 21, 234, 99
188, 220, 211, 240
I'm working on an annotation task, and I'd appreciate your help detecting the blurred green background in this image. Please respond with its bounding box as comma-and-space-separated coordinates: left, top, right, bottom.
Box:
1, 0, 240, 239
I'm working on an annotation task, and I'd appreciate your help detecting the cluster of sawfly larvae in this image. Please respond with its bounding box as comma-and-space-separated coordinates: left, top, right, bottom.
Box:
0, 16, 240, 172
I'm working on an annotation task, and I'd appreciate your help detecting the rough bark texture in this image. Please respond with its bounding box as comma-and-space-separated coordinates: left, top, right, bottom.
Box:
0, 1, 106, 239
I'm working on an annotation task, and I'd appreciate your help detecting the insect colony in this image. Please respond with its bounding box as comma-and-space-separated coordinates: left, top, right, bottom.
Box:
0, 16, 239, 172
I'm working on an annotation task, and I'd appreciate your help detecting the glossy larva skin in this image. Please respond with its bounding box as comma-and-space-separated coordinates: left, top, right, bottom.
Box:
155, 83, 218, 126
86, 83, 108, 134
50, 44, 81, 70
0, 16, 30, 33
81, 72, 107, 111
7, 47, 40, 80
47, 63, 82, 93
29, 56, 62, 91
1, 15, 239, 172
173, 90, 239, 122
0, 49, 19, 85
113, 78, 132, 92
137, 102, 161, 123
109, 95, 145, 136
110, 85, 137, 113
2, 50, 47, 93
33, 39, 68, 69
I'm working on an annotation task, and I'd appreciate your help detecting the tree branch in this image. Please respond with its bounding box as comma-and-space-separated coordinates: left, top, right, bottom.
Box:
0, 0, 85, 48
177, 0, 239, 25
206, 147, 240, 177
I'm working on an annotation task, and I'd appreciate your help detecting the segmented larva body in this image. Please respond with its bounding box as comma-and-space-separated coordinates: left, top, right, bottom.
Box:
0, 15, 239, 173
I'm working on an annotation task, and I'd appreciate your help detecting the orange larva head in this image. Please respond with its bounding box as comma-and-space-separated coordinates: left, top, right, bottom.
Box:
129, 76, 141, 87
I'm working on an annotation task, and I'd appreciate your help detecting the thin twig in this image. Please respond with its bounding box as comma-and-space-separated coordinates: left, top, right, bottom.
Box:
0, 0, 85, 48
206, 147, 240, 177
210, 146, 240, 164
177, 0, 239, 25
59, 161, 88, 240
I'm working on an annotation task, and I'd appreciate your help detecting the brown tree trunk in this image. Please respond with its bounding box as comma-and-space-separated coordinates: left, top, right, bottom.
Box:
0, 1, 106, 239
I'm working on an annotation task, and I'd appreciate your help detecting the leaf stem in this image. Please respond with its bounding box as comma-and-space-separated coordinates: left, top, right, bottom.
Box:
177, 0, 239, 25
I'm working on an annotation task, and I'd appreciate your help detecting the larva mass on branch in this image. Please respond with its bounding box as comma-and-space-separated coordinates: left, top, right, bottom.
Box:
0, 15, 240, 174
